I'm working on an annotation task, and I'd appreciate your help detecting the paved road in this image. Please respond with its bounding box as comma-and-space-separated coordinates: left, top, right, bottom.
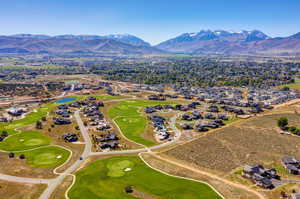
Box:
38, 110, 92, 199
0, 173, 54, 184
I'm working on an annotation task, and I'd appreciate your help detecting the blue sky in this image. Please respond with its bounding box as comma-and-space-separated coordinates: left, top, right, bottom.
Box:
0, 0, 299, 44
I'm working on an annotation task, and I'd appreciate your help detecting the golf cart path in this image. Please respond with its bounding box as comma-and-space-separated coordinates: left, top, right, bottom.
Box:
0, 173, 54, 184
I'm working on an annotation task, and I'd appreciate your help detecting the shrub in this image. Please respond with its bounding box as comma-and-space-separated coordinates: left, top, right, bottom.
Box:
277, 117, 288, 130
8, 152, 14, 158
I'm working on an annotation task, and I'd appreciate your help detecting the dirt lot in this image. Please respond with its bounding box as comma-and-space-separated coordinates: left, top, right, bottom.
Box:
0, 179, 46, 199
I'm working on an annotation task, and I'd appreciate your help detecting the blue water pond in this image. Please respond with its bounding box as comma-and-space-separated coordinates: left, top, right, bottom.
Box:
54, 97, 76, 104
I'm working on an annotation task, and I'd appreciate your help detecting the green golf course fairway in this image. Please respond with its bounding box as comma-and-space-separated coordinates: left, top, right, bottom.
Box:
0, 130, 51, 151
0, 103, 71, 168
68, 156, 222, 199
16, 146, 70, 168
0, 104, 55, 135
108, 100, 176, 146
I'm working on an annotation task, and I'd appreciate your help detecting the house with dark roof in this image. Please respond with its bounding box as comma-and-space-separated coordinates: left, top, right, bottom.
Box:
62, 133, 78, 142
282, 156, 300, 175
243, 165, 279, 189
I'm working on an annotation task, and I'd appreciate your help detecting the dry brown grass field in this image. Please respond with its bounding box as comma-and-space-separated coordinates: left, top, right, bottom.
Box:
0, 179, 46, 199
0, 152, 58, 179
160, 104, 300, 198
164, 104, 300, 175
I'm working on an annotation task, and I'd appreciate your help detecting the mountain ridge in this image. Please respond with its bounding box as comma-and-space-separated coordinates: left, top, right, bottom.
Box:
156, 29, 300, 55
0, 36, 162, 54
9, 33, 150, 47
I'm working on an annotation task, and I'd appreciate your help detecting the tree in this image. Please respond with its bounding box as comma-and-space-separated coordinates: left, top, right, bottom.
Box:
124, 185, 133, 193
36, 120, 43, 129
8, 152, 14, 158
1, 131, 8, 137
277, 117, 288, 130
41, 116, 47, 122
19, 154, 26, 159
282, 86, 290, 91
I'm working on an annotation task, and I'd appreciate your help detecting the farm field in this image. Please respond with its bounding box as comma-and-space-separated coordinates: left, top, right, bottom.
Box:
164, 111, 300, 174
68, 156, 222, 199
108, 100, 176, 146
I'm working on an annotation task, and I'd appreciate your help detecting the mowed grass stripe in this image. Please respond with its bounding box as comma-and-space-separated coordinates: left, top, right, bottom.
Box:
108, 100, 176, 146
68, 156, 222, 199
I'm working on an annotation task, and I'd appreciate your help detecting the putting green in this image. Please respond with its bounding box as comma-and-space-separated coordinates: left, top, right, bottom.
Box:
68, 156, 222, 199
107, 160, 134, 177
108, 100, 176, 146
0, 130, 51, 151
16, 146, 70, 168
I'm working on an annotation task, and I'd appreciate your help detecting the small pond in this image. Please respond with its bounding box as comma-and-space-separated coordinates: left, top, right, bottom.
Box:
54, 97, 76, 104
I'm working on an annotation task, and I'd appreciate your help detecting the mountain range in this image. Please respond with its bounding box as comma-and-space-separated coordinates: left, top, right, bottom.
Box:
0, 30, 300, 55
0, 34, 159, 54
155, 30, 300, 55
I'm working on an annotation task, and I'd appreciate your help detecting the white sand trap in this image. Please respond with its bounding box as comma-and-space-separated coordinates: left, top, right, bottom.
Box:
124, 168, 132, 172
56, 155, 62, 159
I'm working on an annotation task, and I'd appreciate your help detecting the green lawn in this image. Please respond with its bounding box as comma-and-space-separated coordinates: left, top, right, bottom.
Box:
68, 156, 222, 199
0, 130, 51, 151
223, 117, 241, 125
15, 146, 70, 168
277, 78, 300, 91
108, 100, 176, 146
